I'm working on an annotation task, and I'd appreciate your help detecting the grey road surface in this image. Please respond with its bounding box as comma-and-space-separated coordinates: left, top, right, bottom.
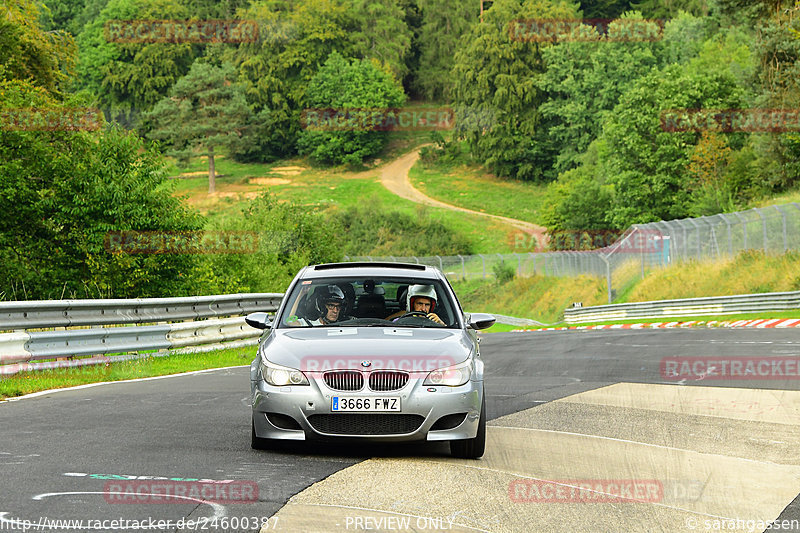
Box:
1, 328, 798, 532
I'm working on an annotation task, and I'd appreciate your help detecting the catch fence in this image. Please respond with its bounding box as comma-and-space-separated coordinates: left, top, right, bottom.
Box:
345, 203, 800, 303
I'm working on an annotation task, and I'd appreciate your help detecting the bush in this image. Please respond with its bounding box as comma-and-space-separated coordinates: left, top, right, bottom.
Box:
328, 202, 473, 257
492, 261, 515, 284
198, 193, 343, 293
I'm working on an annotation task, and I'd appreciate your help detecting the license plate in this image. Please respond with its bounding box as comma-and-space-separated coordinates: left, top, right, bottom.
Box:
332, 397, 401, 412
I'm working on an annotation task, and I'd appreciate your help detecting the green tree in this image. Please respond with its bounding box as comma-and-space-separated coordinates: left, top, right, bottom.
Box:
601, 64, 744, 227
541, 141, 615, 247
76, 0, 195, 124
296, 51, 405, 166
748, 0, 800, 191
230, 0, 360, 162
686, 131, 736, 215
39, 0, 86, 35
629, 0, 712, 17
451, 0, 581, 182
414, 0, 477, 100
578, 0, 634, 18
0, 79, 204, 300
1, 0, 76, 94
351, 0, 412, 81
145, 62, 253, 193
538, 13, 664, 174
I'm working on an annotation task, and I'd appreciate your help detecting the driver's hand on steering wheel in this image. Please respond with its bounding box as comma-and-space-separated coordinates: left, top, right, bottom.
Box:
427, 313, 444, 325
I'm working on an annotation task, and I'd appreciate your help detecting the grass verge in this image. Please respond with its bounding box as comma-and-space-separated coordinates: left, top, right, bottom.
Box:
0, 346, 255, 401
409, 158, 549, 229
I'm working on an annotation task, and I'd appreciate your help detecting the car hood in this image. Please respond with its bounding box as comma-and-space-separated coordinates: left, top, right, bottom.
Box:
260, 327, 475, 372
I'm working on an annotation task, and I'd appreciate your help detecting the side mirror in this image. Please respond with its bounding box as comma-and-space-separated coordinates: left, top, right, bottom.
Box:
245, 312, 272, 330
467, 313, 496, 330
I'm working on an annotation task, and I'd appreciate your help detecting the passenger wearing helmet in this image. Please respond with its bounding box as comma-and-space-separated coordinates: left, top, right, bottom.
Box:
386, 284, 445, 325
310, 285, 346, 325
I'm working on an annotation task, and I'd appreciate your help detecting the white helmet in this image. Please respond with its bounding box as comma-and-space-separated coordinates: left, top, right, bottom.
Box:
406, 284, 437, 312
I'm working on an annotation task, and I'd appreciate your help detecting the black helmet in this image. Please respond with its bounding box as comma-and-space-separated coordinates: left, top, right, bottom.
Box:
314, 285, 345, 318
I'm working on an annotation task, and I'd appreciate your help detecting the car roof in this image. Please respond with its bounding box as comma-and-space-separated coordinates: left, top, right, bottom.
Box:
299, 262, 443, 280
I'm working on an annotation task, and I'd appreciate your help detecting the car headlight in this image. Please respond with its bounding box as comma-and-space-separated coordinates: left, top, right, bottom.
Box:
424, 359, 473, 387
260, 359, 309, 386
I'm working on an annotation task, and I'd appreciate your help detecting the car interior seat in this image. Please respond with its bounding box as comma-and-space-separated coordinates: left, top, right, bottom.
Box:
356, 280, 386, 318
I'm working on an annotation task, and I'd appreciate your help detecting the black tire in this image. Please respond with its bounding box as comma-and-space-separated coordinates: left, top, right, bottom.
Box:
450, 394, 486, 459
251, 417, 271, 450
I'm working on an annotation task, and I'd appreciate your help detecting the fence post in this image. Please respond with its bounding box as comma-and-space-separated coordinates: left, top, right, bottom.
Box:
457, 254, 465, 280
733, 212, 747, 250
601, 254, 612, 303
755, 208, 767, 253
719, 213, 733, 257
775, 205, 788, 252
478, 254, 486, 278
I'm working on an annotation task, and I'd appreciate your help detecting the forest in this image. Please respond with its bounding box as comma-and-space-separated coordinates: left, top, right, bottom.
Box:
1, 0, 798, 299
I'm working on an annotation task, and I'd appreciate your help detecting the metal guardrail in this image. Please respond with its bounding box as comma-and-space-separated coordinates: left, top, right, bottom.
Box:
0, 294, 283, 376
0, 294, 283, 330
563, 291, 800, 324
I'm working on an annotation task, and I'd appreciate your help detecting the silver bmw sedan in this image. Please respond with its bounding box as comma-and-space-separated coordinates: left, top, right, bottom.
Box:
246, 262, 495, 458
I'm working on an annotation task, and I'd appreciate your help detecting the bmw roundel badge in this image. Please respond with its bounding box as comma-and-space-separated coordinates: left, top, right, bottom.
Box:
361, 361, 372, 368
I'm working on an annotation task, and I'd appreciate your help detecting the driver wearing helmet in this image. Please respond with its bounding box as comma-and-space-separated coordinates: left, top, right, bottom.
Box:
386, 284, 445, 325
286, 284, 347, 326
310, 285, 346, 325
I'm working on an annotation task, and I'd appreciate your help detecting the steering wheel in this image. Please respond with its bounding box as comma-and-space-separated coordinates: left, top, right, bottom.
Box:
399, 311, 429, 319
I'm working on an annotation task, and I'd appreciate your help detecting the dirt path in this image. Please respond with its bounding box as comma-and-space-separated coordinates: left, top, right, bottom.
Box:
379, 148, 548, 246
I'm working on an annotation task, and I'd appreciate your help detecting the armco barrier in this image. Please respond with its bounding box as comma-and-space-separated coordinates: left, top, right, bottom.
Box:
0, 293, 283, 330
0, 294, 283, 376
563, 290, 800, 324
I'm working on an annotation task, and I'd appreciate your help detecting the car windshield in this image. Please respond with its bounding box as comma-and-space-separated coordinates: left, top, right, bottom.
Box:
278, 276, 459, 328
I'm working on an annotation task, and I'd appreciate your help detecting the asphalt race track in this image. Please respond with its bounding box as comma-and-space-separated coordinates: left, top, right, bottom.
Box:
1, 328, 800, 533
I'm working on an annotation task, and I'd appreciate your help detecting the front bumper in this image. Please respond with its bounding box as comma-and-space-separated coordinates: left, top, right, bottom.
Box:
250, 370, 483, 443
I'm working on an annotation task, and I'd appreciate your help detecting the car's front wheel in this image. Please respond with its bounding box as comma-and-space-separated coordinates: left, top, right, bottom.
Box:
449, 394, 486, 459
251, 416, 271, 450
